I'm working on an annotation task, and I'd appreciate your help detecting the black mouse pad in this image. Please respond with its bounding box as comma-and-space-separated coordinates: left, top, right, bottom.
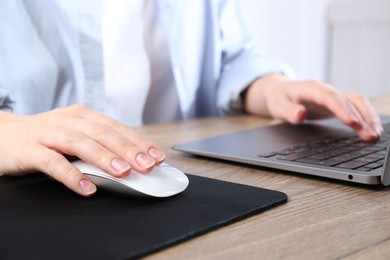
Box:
0, 173, 287, 260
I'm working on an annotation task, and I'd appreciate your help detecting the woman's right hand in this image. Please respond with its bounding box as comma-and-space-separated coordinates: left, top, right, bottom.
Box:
0, 104, 166, 196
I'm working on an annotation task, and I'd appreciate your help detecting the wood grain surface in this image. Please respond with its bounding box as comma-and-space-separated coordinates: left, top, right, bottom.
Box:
136, 96, 390, 260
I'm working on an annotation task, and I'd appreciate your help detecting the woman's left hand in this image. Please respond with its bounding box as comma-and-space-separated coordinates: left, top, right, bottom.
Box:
243, 74, 383, 141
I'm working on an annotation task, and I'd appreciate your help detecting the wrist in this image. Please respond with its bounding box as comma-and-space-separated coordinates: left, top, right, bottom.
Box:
0, 111, 20, 122
243, 73, 290, 117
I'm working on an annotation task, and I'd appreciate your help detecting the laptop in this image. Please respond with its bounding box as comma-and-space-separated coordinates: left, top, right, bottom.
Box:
172, 116, 390, 186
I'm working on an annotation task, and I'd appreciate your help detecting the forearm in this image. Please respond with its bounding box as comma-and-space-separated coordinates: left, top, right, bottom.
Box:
0, 110, 19, 122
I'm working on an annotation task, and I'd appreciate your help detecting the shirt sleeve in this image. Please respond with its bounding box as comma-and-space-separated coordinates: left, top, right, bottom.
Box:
216, 0, 295, 115
0, 87, 14, 112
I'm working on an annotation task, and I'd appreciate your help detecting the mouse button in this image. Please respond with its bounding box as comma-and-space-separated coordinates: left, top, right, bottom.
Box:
86, 175, 146, 197
116, 173, 186, 198
156, 164, 190, 185
71, 160, 108, 176
125, 167, 188, 197
115, 172, 169, 197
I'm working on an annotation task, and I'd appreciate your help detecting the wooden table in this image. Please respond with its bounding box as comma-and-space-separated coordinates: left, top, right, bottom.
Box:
138, 96, 390, 259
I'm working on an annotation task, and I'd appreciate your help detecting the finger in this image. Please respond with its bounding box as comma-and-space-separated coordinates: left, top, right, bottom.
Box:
70, 120, 158, 172
31, 146, 97, 196
342, 98, 379, 141
303, 104, 334, 119
348, 96, 381, 141
47, 108, 159, 171
113, 127, 166, 165
271, 97, 308, 125
41, 128, 135, 176
345, 92, 383, 135
287, 82, 362, 128
65, 105, 166, 164
287, 82, 379, 140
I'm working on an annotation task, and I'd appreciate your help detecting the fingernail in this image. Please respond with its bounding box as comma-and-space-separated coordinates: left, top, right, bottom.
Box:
79, 179, 97, 195
371, 123, 383, 136
293, 108, 301, 120
136, 153, 155, 169
364, 124, 379, 139
148, 147, 166, 162
348, 111, 361, 127
292, 108, 305, 124
111, 158, 131, 173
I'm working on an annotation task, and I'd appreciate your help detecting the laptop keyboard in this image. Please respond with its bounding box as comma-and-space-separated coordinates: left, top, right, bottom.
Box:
258, 122, 390, 172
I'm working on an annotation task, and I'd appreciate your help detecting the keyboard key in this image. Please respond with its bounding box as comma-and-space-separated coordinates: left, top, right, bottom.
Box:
277, 150, 319, 161
307, 150, 348, 160
296, 158, 322, 165
356, 167, 372, 172
353, 157, 380, 164
271, 122, 390, 169
335, 161, 370, 169
319, 158, 348, 166
364, 162, 383, 170
366, 152, 386, 159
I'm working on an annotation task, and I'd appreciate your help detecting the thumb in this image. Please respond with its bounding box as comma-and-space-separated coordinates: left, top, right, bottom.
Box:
272, 100, 307, 125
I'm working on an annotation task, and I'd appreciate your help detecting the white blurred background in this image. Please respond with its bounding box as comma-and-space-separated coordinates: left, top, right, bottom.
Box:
242, 0, 390, 97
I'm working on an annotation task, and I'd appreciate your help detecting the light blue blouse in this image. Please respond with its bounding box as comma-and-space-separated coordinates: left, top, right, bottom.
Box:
0, 0, 294, 123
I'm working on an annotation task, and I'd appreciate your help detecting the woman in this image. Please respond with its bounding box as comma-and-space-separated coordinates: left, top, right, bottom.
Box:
0, 0, 382, 196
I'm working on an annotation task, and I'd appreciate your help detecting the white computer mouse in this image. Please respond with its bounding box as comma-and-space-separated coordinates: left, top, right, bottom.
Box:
71, 160, 189, 198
